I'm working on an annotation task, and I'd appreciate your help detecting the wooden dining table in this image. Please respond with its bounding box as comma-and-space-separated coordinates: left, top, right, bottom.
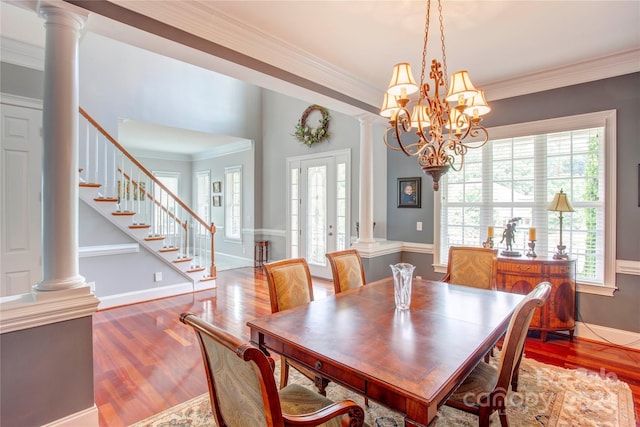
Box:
247, 277, 524, 427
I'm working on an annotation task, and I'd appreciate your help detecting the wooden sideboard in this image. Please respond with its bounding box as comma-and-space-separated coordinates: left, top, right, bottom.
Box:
496, 256, 576, 341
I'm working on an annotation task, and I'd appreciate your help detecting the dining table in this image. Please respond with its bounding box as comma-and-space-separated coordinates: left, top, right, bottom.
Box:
247, 277, 524, 426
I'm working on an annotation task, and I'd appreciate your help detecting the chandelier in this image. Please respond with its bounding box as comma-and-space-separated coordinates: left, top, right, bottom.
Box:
380, 0, 491, 191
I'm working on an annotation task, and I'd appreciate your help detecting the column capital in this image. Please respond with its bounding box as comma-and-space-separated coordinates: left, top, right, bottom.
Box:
38, 4, 87, 30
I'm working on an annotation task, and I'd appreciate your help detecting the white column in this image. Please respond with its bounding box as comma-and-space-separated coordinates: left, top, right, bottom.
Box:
357, 115, 376, 244
35, 7, 87, 291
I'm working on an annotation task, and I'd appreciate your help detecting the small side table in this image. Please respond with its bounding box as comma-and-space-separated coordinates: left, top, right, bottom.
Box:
254, 240, 269, 267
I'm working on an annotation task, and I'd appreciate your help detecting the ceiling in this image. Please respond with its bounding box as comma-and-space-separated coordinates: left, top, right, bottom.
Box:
2, 0, 639, 153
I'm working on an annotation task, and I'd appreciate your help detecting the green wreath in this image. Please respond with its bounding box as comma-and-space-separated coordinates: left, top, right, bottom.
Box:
294, 105, 331, 147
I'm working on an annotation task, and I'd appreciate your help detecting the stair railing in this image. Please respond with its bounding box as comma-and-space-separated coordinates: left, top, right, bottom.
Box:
78, 107, 216, 280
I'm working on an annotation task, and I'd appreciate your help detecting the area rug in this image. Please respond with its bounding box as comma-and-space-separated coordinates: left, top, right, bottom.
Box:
130, 355, 636, 427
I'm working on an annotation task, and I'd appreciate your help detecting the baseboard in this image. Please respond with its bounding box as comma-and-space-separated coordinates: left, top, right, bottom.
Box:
97, 282, 193, 310
574, 321, 640, 350
42, 405, 98, 427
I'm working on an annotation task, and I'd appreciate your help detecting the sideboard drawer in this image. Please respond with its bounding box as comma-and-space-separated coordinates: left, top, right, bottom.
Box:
497, 260, 542, 275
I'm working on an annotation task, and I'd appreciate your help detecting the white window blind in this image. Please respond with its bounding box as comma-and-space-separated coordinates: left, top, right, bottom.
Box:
437, 111, 616, 288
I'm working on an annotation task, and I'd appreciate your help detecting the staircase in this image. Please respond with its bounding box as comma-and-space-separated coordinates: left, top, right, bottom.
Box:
77, 108, 216, 290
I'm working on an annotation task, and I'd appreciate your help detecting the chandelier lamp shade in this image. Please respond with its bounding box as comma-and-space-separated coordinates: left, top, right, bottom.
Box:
548, 189, 575, 260
380, 0, 491, 191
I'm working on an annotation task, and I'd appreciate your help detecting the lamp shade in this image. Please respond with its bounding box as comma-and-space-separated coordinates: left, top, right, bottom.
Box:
380, 93, 400, 119
387, 63, 419, 97
410, 104, 431, 129
548, 189, 575, 212
446, 70, 478, 102
463, 89, 491, 118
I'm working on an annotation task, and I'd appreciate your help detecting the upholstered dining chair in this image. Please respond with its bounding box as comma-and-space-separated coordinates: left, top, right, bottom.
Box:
263, 258, 329, 394
445, 281, 552, 427
180, 313, 366, 427
442, 246, 498, 290
326, 249, 366, 294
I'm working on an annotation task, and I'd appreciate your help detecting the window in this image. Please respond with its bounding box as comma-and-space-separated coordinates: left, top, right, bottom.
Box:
435, 111, 616, 292
195, 170, 210, 226
224, 166, 242, 241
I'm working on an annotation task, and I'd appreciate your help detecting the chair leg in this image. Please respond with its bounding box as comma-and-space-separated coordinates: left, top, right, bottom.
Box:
280, 357, 290, 390
499, 410, 509, 427
478, 406, 491, 427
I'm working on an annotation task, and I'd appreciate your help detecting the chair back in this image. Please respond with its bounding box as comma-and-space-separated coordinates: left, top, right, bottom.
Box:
326, 249, 366, 294
264, 258, 314, 313
443, 246, 498, 290
180, 313, 285, 427
496, 282, 551, 390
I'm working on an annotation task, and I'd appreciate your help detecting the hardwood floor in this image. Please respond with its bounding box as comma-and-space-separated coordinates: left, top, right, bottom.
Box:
93, 267, 640, 426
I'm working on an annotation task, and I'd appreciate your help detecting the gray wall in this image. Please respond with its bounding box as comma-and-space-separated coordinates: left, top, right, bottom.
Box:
260, 90, 363, 260
0, 62, 43, 99
193, 146, 256, 259
79, 202, 187, 297
1, 317, 94, 427
385, 73, 640, 333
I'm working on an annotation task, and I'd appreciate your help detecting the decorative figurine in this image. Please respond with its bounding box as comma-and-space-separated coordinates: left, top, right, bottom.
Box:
500, 217, 522, 257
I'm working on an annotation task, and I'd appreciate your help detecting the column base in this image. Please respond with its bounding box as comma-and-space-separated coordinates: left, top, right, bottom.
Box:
34, 274, 87, 292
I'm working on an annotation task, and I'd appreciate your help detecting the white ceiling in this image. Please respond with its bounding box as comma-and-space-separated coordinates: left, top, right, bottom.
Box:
2, 0, 639, 154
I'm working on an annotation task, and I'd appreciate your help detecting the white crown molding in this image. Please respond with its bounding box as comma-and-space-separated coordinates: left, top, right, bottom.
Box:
484, 49, 640, 101
255, 228, 286, 237
0, 285, 100, 334
128, 148, 192, 162
0, 36, 45, 70
192, 139, 253, 161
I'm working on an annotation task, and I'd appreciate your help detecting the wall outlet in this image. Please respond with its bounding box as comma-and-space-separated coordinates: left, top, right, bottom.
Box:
417, 221, 423, 231
154, 272, 163, 282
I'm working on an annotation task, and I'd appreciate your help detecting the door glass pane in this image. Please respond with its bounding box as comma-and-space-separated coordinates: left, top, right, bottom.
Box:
307, 165, 326, 266
290, 168, 299, 258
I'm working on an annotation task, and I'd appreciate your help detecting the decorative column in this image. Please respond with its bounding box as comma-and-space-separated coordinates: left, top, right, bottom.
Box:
35, 7, 87, 291
357, 115, 376, 244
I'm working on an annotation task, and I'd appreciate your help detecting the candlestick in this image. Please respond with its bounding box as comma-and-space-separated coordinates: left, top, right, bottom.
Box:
526, 240, 537, 257
529, 227, 536, 241
487, 226, 494, 238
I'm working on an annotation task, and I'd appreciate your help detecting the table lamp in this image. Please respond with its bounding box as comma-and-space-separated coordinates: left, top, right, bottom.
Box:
548, 189, 574, 259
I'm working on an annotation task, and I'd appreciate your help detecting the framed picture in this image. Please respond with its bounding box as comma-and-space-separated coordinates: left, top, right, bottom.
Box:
213, 195, 222, 207
397, 177, 421, 208
212, 181, 222, 194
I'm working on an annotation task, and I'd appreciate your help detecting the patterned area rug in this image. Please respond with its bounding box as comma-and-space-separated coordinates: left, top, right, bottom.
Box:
130, 355, 636, 427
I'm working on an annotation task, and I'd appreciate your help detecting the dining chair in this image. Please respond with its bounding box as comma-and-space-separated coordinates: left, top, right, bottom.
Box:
180, 313, 366, 427
442, 246, 498, 290
263, 258, 329, 394
326, 249, 366, 294
444, 281, 552, 427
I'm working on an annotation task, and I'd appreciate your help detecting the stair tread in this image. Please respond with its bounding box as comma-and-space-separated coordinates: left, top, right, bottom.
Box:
129, 224, 151, 229
112, 211, 135, 216
200, 276, 216, 282
144, 236, 165, 241
94, 197, 118, 203
80, 183, 101, 188
187, 267, 206, 273
159, 247, 179, 253
173, 257, 193, 264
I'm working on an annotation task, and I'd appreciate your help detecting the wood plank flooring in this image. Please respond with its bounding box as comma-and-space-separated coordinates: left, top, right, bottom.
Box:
93, 267, 640, 426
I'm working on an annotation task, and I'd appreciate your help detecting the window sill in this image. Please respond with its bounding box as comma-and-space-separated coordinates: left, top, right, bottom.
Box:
576, 282, 617, 297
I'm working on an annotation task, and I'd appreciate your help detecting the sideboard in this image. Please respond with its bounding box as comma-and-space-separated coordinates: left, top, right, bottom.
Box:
496, 256, 576, 341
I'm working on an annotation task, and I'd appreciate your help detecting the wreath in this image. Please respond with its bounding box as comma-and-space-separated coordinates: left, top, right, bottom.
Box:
294, 104, 331, 147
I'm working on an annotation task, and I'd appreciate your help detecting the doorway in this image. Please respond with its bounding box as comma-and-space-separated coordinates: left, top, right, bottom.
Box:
287, 149, 350, 278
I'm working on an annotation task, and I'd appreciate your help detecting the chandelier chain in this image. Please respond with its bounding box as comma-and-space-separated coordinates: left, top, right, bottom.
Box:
420, 0, 431, 88
437, 0, 448, 91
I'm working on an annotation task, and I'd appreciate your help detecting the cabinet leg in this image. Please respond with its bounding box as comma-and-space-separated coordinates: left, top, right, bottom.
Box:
569, 329, 574, 341
540, 331, 547, 342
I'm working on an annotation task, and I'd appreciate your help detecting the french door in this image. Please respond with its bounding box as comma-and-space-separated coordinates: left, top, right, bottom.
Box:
287, 150, 350, 278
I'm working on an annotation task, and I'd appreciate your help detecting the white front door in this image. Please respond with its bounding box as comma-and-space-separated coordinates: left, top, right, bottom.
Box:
1, 102, 43, 296
288, 150, 350, 278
